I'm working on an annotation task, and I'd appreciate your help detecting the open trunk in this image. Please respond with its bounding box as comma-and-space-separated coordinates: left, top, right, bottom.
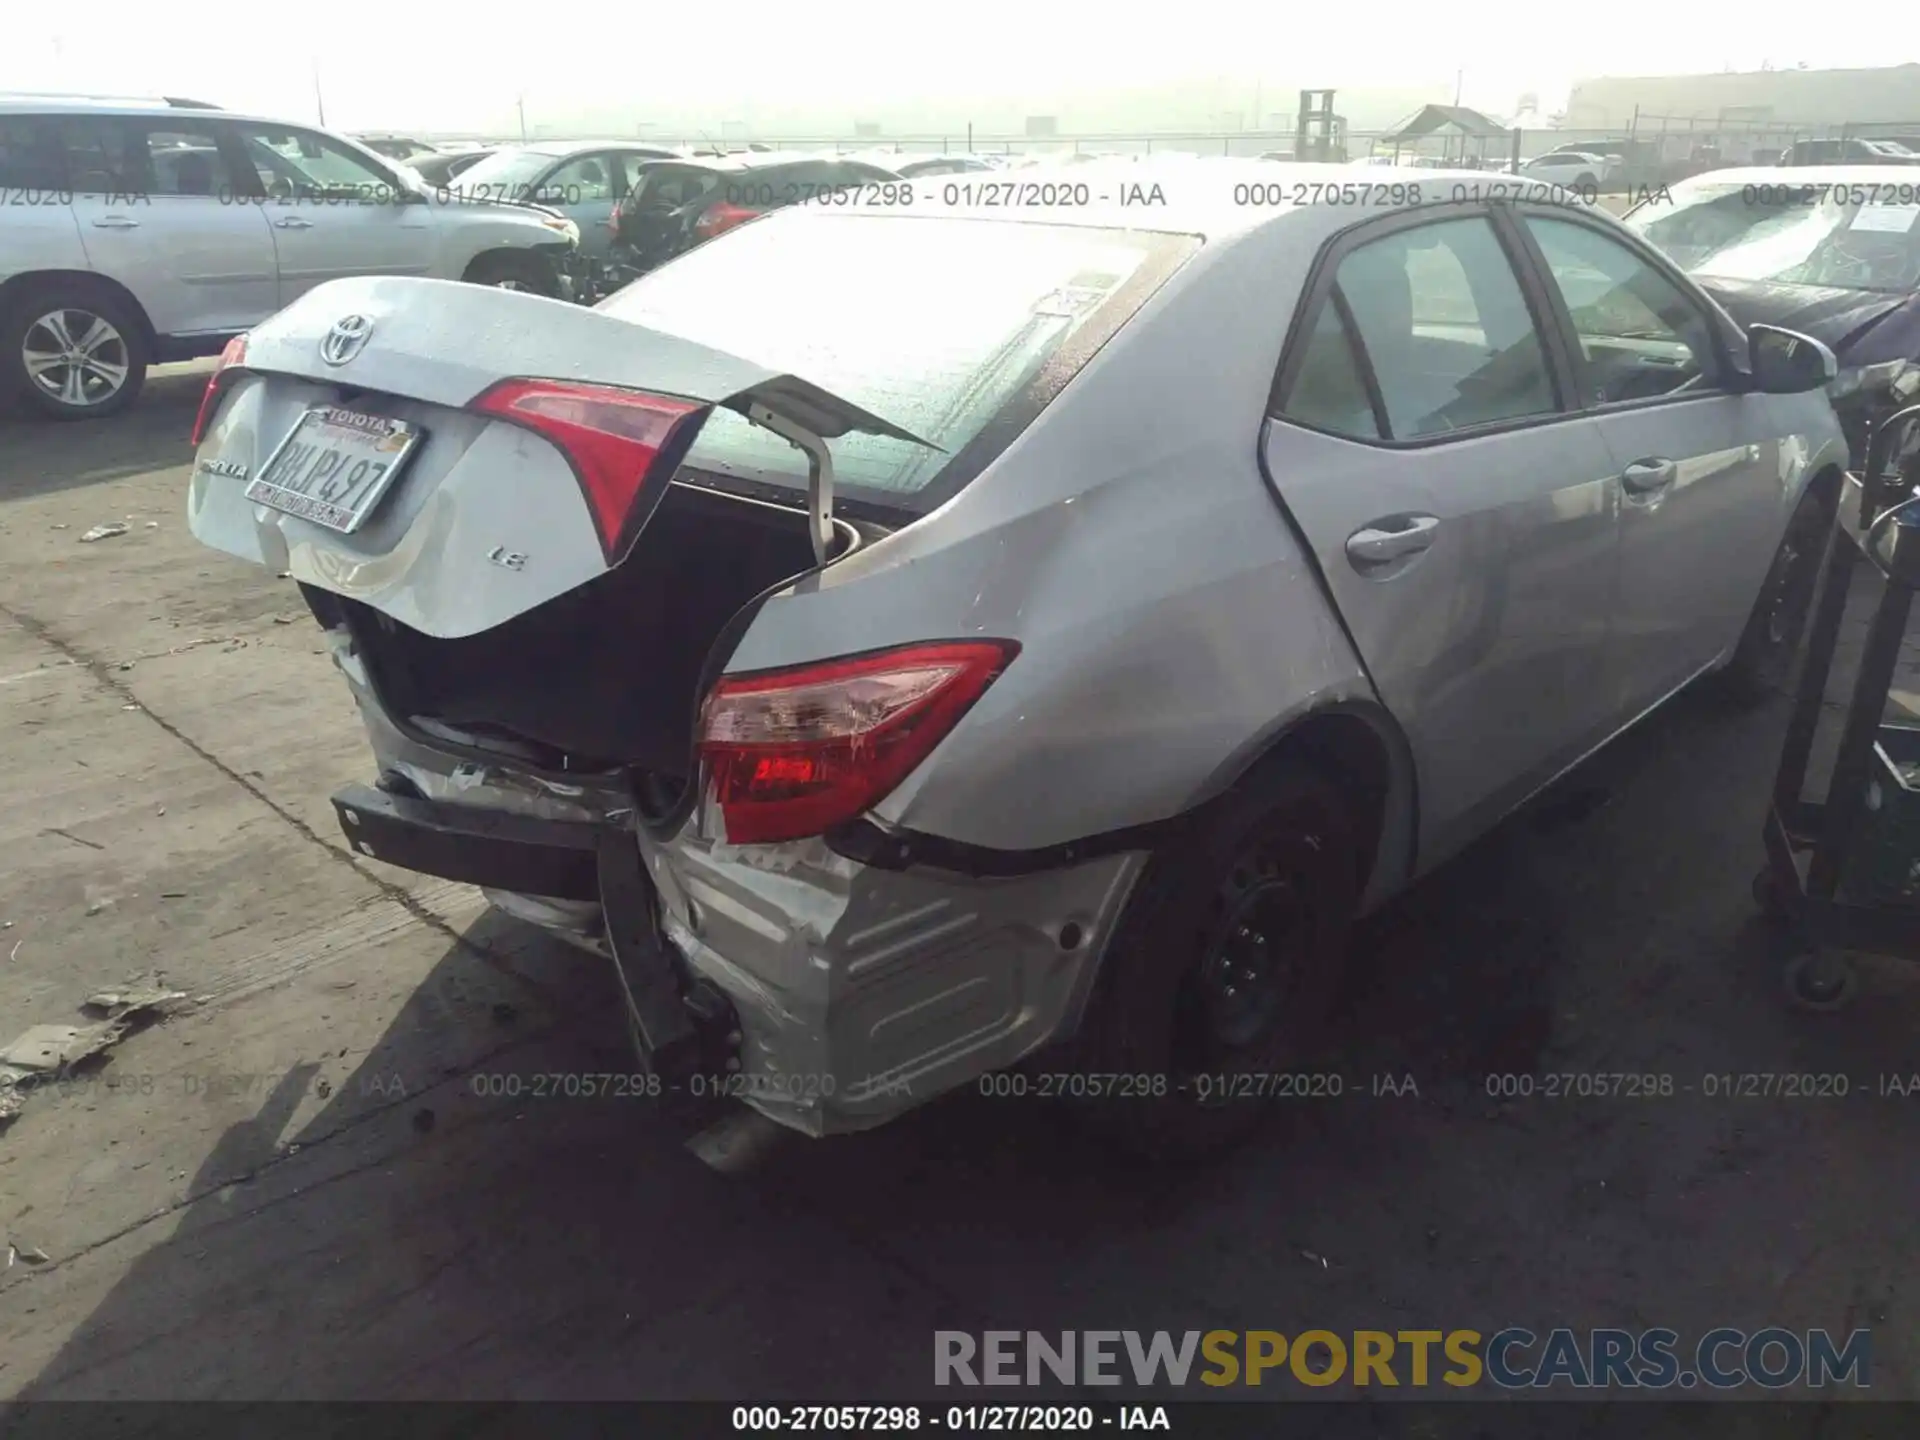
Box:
311, 482, 865, 777
187, 275, 933, 780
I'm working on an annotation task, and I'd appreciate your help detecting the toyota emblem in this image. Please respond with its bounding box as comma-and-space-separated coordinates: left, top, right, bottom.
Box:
320, 314, 374, 366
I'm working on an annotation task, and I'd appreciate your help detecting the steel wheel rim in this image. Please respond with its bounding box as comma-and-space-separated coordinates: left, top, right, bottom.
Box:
23, 308, 130, 408
1172, 839, 1324, 1100
1763, 521, 1820, 652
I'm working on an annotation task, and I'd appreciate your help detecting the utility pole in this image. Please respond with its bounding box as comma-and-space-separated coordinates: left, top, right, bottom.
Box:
1454, 69, 1464, 107
517, 94, 528, 142
312, 59, 326, 126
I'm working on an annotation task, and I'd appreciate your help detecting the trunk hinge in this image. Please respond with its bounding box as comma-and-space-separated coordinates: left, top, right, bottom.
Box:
744, 401, 835, 566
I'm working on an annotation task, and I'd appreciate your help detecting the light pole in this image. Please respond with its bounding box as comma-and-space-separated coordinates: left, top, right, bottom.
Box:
517, 94, 528, 142
312, 59, 326, 126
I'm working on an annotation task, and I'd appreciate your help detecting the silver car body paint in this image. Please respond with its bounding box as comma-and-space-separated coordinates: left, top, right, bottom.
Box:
190, 165, 1850, 1134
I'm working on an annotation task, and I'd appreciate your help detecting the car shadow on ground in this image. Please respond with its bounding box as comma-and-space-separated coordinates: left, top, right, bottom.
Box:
0, 367, 209, 501
9, 687, 1918, 1411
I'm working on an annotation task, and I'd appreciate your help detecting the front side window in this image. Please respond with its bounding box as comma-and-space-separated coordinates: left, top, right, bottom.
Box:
235, 125, 401, 202
1331, 217, 1557, 439
1526, 216, 1719, 403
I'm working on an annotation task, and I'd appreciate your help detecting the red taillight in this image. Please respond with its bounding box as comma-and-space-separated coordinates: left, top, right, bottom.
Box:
693, 201, 760, 241
471, 378, 705, 558
190, 333, 249, 446
697, 641, 1018, 845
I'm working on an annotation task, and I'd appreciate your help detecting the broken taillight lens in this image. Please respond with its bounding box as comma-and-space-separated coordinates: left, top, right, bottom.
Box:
697, 640, 1019, 845
189, 333, 249, 446
693, 201, 761, 241
471, 378, 706, 558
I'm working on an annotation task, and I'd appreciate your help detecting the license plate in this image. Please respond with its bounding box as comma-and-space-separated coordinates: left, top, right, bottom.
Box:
246, 407, 422, 534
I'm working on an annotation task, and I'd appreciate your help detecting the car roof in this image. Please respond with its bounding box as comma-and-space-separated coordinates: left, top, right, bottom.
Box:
782, 158, 1603, 243
0, 97, 339, 128
1672, 163, 1920, 186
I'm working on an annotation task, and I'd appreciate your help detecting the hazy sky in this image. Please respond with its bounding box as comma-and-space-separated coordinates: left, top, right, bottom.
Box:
1, 4, 1905, 134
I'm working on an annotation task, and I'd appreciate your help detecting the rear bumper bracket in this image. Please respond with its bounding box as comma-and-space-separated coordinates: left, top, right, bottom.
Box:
332, 783, 599, 900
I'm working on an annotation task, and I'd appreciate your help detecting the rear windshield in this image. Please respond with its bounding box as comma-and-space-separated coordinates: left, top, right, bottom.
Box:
1627, 182, 1920, 293
596, 212, 1192, 506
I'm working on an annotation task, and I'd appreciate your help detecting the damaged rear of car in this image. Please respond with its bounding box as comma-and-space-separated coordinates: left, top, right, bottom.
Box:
187, 212, 1203, 1137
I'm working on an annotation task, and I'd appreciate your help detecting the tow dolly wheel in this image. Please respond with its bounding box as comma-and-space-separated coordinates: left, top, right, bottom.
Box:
1783, 949, 1859, 1012
1750, 866, 1791, 921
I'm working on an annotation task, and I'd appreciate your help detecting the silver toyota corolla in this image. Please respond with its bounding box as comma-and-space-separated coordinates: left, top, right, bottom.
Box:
187, 164, 1847, 1153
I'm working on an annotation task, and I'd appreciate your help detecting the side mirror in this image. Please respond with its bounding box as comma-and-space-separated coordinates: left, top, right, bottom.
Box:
1747, 324, 1837, 394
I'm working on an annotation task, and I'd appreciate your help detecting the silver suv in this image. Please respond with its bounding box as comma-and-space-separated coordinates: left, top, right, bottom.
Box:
0, 96, 583, 419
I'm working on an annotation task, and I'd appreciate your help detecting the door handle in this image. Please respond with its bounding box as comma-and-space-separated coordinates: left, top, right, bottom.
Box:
90, 216, 140, 229
274, 216, 315, 230
1620, 458, 1677, 495
1346, 514, 1441, 567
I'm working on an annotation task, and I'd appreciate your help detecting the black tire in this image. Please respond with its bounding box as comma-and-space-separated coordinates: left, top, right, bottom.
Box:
1, 281, 149, 420
1719, 475, 1838, 702
1575, 172, 1597, 189
462, 249, 562, 298
1064, 759, 1361, 1159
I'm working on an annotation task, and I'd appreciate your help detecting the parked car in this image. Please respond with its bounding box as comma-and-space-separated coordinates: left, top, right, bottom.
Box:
1521, 150, 1614, 189
636, 153, 902, 265
605, 158, 732, 273
185, 165, 1844, 1152
354, 134, 440, 163
1782, 138, 1920, 167
405, 147, 498, 187
446, 141, 680, 259
1625, 164, 1920, 464
0, 100, 581, 419
893, 155, 998, 179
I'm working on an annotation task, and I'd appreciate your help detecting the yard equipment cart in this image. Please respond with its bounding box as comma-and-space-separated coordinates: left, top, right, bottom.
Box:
1756, 402, 1920, 1006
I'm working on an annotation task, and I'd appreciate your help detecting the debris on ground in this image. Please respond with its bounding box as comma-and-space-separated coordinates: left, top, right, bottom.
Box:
6, 1243, 50, 1267
83, 981, 191, 1018
0, 981, 195, 1131
78, 524, 129, 543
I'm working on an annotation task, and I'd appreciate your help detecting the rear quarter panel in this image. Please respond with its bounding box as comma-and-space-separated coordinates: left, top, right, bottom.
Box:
723, 212, 1392, 862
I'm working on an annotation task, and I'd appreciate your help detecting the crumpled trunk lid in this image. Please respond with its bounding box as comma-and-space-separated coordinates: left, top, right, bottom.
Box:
188, 274, 927, 640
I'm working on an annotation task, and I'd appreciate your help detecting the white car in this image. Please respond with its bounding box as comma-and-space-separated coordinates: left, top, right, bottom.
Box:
0, 98, 582, 419
1522, 150, 1617, 190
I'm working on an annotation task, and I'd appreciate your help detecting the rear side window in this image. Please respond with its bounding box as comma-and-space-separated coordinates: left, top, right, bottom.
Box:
1282, 299, 1381, 439
0, 116, 65, 189
1332, 218, 1556, 440
599, 213, 1193, 503
60, 118, 146, 193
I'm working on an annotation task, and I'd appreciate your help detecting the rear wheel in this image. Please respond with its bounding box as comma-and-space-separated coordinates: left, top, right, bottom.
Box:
1066, 760, 1360, 1159
2, 282, 149, 420
463, 250, 561, 298
1720, 475, 1838, 701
